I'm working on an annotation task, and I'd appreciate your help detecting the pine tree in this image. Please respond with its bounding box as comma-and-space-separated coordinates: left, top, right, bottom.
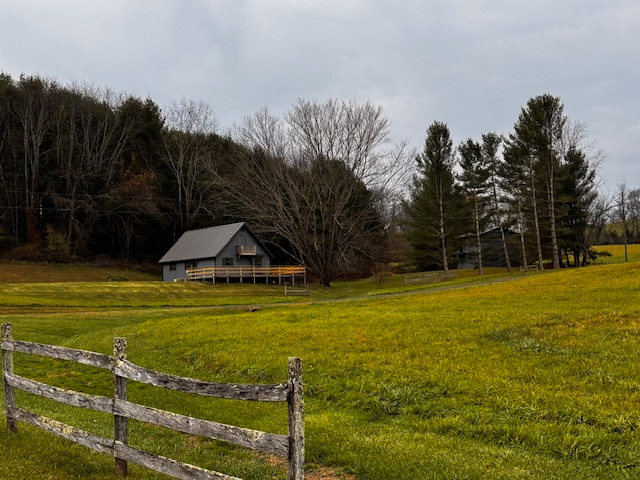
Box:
482, 132, 512, 272
556, 146, 598, 266
506, 93, 566, 269
406, 121, 467, 272
458, 138, 489, 274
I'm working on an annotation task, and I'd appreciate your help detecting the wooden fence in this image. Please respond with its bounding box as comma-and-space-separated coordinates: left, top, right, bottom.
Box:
520, 264, 540, 272
1, 323, 304, 480
404, 271, 458, 285
284, 285, 309, 296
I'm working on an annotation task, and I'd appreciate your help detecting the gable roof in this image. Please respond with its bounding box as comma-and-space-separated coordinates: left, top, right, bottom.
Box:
158, 222, 271, 264
460, 226, 517, 239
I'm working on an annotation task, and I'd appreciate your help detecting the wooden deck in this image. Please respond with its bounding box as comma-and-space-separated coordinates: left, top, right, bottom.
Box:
186, 265, 306, 285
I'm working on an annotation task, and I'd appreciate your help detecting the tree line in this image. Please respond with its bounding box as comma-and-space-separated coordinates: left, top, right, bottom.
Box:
0, 73, 237, 263
0, 73, 411, 284
404, 94, 608, 273
0, 73, 629, 283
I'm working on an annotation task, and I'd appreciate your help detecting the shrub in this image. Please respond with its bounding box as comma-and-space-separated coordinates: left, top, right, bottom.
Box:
44, 226, 75, 263
9, 243, 45, 262
106, 275, 128, 282
371, 263, 392, 288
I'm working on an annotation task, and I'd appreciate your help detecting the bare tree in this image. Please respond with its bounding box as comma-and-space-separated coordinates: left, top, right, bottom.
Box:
284, 99, 411, 193
219, 99, 412, 286
583, 192, 611, 261
13, 75, 60, 243
616, 182, 629, 262
625, 187, 640, 242
50, 84, 138, 252
163, 98, 218, 231
236, 106, 289, 158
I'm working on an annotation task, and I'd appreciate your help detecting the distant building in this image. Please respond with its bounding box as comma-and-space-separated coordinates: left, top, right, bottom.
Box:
159, 222, 273, 282
456, 227, 519, 269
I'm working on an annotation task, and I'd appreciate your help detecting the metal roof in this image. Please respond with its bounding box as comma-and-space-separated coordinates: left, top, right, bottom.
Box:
159, 222, 257, 263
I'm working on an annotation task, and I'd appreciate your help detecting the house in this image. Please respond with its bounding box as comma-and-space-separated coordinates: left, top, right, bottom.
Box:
159, 222, 274, 282
456, 227, 519, 269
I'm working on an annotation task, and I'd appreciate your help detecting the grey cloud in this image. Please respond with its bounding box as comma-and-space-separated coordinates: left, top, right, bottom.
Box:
0, 0, 637, 189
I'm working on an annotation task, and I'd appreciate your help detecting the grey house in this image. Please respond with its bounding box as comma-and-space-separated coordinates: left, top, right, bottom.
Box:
456, 227, 519, 270
159, 222, 273, 282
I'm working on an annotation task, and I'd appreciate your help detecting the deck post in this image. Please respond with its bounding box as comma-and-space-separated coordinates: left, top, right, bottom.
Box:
1, 323, 17, 433
288, 357, 304, 480
113, 337, 129, 477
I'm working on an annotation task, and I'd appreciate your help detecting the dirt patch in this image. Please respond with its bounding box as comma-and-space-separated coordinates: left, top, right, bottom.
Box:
264, 455, 356, 480
306, 466, 357, 480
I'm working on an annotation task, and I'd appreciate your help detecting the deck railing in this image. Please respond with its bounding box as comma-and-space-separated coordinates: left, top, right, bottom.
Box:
186, 265, 306, 285
236, 245, 257, 256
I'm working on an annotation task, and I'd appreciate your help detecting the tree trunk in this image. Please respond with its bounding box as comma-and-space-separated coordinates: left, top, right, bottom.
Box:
439, 187, 449, 274
547, 172, 560, 269
474, 195, 483, 276
529, 163, 544, 270
516, 191, 528, 268
490, 179, 510, 273
498, 224, 512, 273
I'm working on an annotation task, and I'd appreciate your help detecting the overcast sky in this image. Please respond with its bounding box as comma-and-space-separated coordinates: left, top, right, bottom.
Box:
1, 0, 638, 193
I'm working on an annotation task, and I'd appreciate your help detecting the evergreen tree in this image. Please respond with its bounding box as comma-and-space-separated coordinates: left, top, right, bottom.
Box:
458, 138, 489, 274
501, 142, 534, 268
406, 121, 466, 272
482, 132, 512, 272
508, 94, 566, 269
557, 146, 598, 266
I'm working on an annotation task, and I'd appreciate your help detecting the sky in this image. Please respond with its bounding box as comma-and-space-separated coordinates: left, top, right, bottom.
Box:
1, 0, 638, 194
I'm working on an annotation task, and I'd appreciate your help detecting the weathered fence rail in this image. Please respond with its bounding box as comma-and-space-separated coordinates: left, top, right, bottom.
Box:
284, 285, 310, 296
1, 323, 304, 480
404, 271, 458, 285
520, 264, 539, 272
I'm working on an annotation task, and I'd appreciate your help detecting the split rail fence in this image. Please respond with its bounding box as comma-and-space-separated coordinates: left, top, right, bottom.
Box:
404, 271, 458, 285
520, 264, 540, 272
1, 323, 304, 480
284, 285, 309, 296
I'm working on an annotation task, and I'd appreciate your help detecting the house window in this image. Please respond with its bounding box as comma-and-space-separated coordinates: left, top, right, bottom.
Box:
185, 261, 197, 270
254, 257, 263, 267
222, 258, 233, 266
169, 264, 176, 272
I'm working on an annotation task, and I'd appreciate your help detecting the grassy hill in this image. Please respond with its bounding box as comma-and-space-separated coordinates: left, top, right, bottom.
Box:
1, 260, 640, 479
592, 243, 640, 264
0, 261, 160, 283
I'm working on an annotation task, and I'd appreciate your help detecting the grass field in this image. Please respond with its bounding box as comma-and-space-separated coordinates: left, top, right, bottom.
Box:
0, 261, 160, 283
1, 259, 640, 479
592, 244, 640, 264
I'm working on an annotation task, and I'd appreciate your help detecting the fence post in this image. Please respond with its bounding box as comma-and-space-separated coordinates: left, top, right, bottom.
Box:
288, 357, 304, 480
113, 337, 128, 477
2, 323, 17, 433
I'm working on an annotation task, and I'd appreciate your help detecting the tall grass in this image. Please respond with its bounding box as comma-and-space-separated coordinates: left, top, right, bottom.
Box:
2, 262, 640, 479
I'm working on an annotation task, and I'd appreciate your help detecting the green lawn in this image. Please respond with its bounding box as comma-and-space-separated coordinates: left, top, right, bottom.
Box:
1, 262, 640, 479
